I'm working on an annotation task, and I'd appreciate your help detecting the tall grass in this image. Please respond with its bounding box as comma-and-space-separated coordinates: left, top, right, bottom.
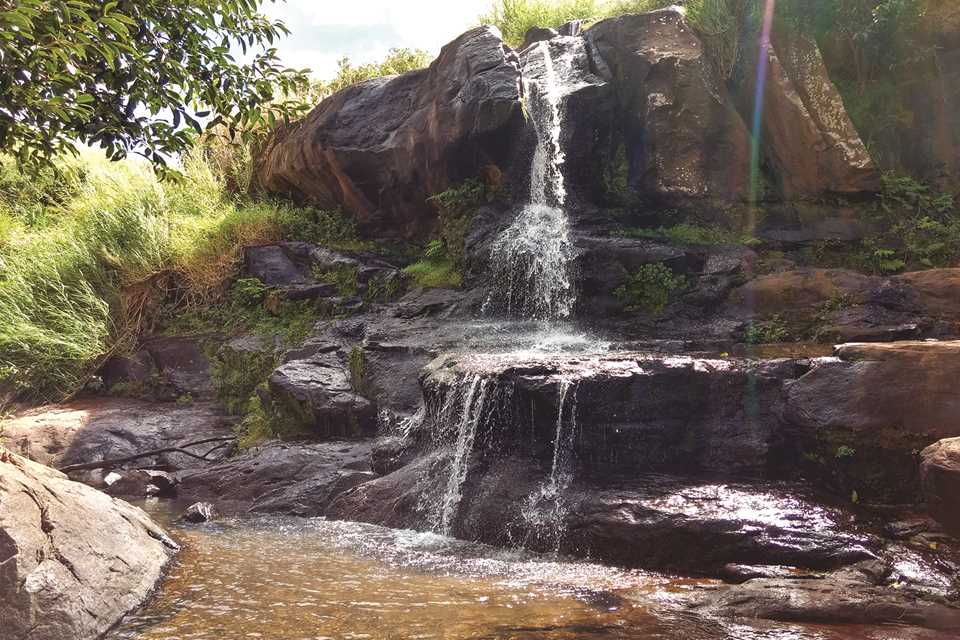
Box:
480, 0, 756, 79
0, 150, 310, 403
479, 0, 604, 47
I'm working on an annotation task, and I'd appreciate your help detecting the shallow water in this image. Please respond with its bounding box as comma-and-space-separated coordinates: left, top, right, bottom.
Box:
108, 503, 946, 640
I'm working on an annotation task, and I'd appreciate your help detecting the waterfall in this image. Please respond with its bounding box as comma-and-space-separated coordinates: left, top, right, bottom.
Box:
423, 374, 502, 536
520, 379, 579, 551
484, 40, 577, 320
438, 375, 492, 534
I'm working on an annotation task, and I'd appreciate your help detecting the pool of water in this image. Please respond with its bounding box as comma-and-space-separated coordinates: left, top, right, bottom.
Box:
107, 502, 947, 640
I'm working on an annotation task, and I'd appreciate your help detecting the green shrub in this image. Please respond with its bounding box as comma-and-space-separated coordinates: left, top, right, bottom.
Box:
427, 178, 497, 270
615, 263, 686, 314
403, 259, 463, 289
294, 48, 431, 106
744, 314, 790, 344
312, 264, 360, 297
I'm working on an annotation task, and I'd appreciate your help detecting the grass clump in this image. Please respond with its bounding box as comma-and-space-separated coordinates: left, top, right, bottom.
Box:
480, 0, 603, 47
615, 263, 686, 315
403, 259, 463, 289
348, 345, 366, 393
312, 264, 360, 297
0, 147, 356, 403
744, 314, 790, 344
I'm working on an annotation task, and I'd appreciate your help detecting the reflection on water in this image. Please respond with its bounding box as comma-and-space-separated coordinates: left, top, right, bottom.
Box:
108, 503, 946, 640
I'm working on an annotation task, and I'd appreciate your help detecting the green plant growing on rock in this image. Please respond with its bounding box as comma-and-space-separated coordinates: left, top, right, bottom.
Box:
403, 259, 463, 290
210, 342, 278, 416
615, 263, 686, 315
312, 264, 360, 297
744, 315, 790, 344
231, 278, 269, 308
427, 177, 497, 270
348, 346, 366, 393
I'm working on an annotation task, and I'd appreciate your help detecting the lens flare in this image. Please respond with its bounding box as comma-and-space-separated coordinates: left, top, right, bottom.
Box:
748, 0, 778, 228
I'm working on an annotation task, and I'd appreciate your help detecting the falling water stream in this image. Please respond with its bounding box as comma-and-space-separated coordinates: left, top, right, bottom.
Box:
484, 39, 577, 320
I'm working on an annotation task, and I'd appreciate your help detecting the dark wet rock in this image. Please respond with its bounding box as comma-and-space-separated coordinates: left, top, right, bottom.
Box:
687, 564, 960, 631
421, 351, 802, 476
245, 244, 309, 286
103, 469, 177, 498
99, 349, 156, 390
326, 450, 446, 529
785, 341, 960, 501
371, 436, 418, 476
587, 9, 750, 203
0, 449, 177, 640
181, 501, 218, 523
142, 336, 215, 398
734, 30, 879, 197
283, 282, 340, 301
330, 455, 877, 574
886, 518, 941, 541
521, 26, 558, 50
253, 26, 523, 239
719, 564, 822, 584
0, 398, 234, 474
178, 441, 375, 516
921, 438, 960, 536
755, 204, 877, 247
268, 356, 377, 439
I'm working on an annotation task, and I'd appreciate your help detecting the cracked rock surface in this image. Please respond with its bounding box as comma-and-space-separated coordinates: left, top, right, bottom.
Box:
0, 449, 177, 640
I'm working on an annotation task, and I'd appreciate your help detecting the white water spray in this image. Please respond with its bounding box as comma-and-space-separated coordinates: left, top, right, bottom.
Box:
485, 40, 578, 320
521, 378, 579, 550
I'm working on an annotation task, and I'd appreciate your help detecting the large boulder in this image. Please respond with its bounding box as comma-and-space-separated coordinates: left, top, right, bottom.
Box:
177, 440, 375, 516
0, 449, 178, 640
785, 341, 960, 500
586, 9, 751, 203
735, 30, 879, 197
0, 398, 234, 474
267, 355, 377, 439
252, 26, 523, 239
920, 437, 960, 535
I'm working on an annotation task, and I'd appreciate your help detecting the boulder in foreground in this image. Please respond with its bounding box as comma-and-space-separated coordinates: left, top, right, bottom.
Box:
0, 449, 177, 640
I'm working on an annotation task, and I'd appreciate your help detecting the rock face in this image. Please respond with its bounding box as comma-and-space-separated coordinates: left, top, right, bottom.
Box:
586, 9, 751, 202
252, 9, 884, 238
177, 440, 375, 516
419, 351, 804, 476
0, 449, 177, 640
252, 26, 523, 238
785, 341, 960, 501
724, 268, 960, 342
736, 30, 879, 196
689, 564, 960, 630
0, 398, 234, 473
921, 438, 960, 535
787, 342, 960, 444
267, 355, 377, 439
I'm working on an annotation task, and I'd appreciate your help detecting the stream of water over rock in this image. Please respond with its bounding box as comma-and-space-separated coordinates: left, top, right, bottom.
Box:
484, 39, 577, 320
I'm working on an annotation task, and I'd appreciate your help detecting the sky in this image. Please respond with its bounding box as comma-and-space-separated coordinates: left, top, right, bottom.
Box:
261, 0, 492, 79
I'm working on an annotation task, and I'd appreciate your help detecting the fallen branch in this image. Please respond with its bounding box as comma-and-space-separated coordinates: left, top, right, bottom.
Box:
58, 436, 236, 473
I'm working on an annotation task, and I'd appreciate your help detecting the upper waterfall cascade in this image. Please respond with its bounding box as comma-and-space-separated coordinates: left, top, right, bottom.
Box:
484, 39, 580, 321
